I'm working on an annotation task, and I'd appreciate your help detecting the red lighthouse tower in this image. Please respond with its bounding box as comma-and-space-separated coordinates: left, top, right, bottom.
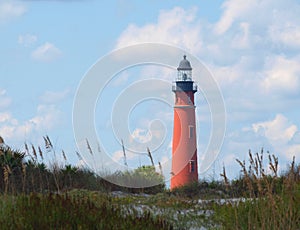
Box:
171, 55, 198, 189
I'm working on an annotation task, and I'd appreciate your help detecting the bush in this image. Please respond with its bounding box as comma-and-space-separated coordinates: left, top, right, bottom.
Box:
103, 166, 166, 194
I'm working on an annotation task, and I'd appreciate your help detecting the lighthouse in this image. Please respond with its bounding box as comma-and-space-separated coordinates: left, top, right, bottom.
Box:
171, 55, 198, 189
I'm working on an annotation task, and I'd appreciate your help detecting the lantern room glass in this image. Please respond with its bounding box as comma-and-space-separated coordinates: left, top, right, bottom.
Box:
177, 70, 192, 81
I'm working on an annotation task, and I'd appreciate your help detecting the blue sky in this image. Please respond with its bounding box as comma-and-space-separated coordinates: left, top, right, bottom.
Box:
1, 0, 300, 180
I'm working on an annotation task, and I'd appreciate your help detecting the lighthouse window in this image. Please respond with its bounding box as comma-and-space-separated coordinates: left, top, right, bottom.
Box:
189, 125, 194, 139
190, 160, 195, 172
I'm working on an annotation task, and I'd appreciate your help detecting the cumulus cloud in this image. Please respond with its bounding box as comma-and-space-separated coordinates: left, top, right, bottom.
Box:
214, 0, 300, 47
209, 0, 300, 66
252, 114, 299, 159
31, 105, 62, 130
111, 150, 135, 164
0, 1, 26, 23
116, 7, 202, 53
270, 24, 300, 49
0, 104, 62, 142
214, 0, 259, 35
39, 89, 71, 104
0, 112, 15, 124
262, 55, 300, 94
31, 42, 62, 62
253, 114, 297, 144
114, 1, 300, 174
18, 34, 37, 47
231, 22, 250, 49
0, 90, 63, 146
130, 128, 152, 144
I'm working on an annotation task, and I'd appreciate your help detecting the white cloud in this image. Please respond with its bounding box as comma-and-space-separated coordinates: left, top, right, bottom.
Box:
204, 0, 300, 124
111, 150, 124, 163
262, 55, 300, 94
0, 104, 62, 144
130, 128, 152, 144
269, 23, 300, 49
0, 1, 26, 23
116, 7, 202, 53
0, 112, 11, 123
214, 0, 300, 40
113, 2, 300, 176
212, 55, 254, 86
30, 105, 62, 130
31, 42, 62, 62
39, 89, 70, 104
214, 0, 259, 35
253, 114, 297, 144
209, 0, 300, 65
0, 112, 17, 125
267, 3, 300, 49
18, 34, 37, 47
231, 22, 250, 49
111, 150, 136, 163
252, 114, 299, 159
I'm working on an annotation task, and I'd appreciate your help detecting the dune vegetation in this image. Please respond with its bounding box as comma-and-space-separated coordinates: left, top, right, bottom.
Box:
0, 136, 299, 229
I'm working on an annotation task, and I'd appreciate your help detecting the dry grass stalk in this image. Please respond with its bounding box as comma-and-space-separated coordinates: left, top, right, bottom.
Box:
3, 165, 11, 194
269, 154, 278, 177
121, 139, 128, 167
236, 158, 254, 196
97, 141, 101, 153
62, 150, 67, 161
46, 135, 53, 148
76, 151, 83, 161
147, 147, 155, 167
24, 142, 29, 155
86, 139, 93, 155
38, 146, 43, 160
31, 144, 37, 160
43, 135, 53, 152
219, 151, 299, 230
220, 165, 229, 190
22, 163, 26, 193
158, 162, 163, 175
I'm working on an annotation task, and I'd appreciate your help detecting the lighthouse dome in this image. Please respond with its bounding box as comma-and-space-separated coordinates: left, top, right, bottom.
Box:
177, 55, 192, 71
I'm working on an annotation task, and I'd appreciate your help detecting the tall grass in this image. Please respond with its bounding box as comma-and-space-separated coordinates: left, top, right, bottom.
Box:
214, 150, 300, 230
0, 136, 165, 195
1, 136, 299, 229
0, 137, 171, 229
0, 192, 172, 229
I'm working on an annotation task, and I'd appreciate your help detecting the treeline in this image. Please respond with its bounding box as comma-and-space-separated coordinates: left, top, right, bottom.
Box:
0, 136, 165, 194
